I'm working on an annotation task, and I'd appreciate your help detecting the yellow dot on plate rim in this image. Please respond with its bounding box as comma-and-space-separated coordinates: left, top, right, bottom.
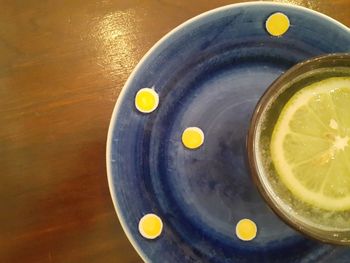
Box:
266, 12, 290, 37
135, 87, 159, 113
235, 218, 257, 241
138, 213, 163, 239
182, 127, 205, 149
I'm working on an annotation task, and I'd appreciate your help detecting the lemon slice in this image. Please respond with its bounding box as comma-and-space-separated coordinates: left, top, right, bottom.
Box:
271, 77, 350, 211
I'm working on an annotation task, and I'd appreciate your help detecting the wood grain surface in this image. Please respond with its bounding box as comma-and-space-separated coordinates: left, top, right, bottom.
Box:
0, 0, 349, 262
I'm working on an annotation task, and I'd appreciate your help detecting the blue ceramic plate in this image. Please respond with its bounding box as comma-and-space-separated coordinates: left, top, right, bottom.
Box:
107, 2, 350, 262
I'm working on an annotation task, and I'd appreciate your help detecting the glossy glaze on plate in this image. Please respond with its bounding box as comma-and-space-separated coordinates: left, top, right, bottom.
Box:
107, 2, 350, 262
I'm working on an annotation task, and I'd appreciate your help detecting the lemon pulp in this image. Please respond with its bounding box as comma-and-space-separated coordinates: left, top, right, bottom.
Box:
271, 77, 350, 211
138, 213, 163, 239
235, 218, 257, 241
182, 127, 204, 149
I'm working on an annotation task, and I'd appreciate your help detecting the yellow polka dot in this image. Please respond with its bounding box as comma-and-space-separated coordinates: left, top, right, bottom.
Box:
182, 127, 204, 149
235, 218, 257, 241
138, 213, 163, 239
266, 12, 290, 37
135, 88, 159, 113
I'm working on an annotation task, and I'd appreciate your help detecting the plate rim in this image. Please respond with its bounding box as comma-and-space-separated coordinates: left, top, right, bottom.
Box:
106, 2, 350, 262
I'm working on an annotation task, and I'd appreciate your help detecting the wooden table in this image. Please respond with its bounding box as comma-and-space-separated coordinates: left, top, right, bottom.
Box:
0, 0, 349, 262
